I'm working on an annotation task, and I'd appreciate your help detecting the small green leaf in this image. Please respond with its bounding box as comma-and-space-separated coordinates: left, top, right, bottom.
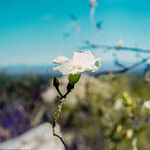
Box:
68, 74, 81, 85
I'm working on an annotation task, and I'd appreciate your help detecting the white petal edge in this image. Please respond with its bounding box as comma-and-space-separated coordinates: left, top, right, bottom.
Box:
52, 55, 69, 64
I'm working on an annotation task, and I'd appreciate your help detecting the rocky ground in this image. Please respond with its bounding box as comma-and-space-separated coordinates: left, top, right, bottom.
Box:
0, 123, 64, 150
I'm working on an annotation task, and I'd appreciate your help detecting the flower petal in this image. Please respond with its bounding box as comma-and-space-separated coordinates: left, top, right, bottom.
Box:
53, 61, 74, 75
52, 55, 69, 64
73, 51, 96, 67
52, 51, 101, 75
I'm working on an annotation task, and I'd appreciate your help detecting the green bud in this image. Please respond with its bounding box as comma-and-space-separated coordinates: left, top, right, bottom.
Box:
68, 74, 81, 85
122, 92, 133, 107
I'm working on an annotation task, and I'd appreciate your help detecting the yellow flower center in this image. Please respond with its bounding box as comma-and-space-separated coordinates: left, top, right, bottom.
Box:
73, 65, 83, 70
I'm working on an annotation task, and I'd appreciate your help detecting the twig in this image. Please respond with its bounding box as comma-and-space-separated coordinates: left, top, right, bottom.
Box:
94, 56, 150, 77
79, 41, 150, 53
52, 119, 69, 150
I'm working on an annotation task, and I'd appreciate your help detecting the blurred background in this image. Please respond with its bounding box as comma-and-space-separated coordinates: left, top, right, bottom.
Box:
0, 0, 150, 149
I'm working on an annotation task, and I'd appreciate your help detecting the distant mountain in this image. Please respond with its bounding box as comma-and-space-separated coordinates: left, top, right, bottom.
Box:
0, 65, 54, 75
0, 62, 146, 76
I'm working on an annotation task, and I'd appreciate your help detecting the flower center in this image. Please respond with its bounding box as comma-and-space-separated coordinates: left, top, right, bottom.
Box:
73, 65, 83, 70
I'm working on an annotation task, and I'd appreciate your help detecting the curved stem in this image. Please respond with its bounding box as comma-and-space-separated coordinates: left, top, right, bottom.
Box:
52, 119, 69, 150
52, 89, 72, 150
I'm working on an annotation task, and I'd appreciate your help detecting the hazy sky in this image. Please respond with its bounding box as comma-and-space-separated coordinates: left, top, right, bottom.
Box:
0, 0, 150, 66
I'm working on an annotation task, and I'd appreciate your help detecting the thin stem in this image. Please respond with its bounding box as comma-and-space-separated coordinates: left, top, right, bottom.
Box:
52, 89, 72, 150
56, 87, 63, 97
52, 120, 69, 150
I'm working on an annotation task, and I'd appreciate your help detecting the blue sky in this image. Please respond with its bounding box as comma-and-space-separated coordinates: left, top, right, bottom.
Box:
0, 0, 150, 66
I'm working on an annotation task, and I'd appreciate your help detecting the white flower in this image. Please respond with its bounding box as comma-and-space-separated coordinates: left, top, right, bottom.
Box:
143, 100, 150, 111
126, 129, 133, 139
52, 51, 100, 75
114, 99, 123, 110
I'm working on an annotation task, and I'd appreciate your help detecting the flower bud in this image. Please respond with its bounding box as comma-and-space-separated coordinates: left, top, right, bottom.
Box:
67, 83, 74, 92
122, 92, 133, 107
68, 74, 81, 85
53, 77, 60, 89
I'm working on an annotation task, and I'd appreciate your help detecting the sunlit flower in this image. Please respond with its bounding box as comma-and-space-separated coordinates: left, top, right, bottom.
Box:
132, 137, 138, 150
52, 51, 100, 75
116, 124, 122, 133
142, 100, 150, 112
126, 129, 133, 139
114, 99, 123, 110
